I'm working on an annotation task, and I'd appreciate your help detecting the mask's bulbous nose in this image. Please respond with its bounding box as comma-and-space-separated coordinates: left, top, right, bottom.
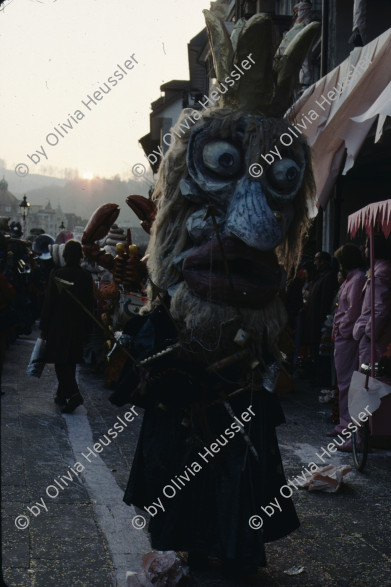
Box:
226, 178, 282, 251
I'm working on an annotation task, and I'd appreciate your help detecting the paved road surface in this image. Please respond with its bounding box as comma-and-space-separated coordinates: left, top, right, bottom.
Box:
2, 329, 391, 586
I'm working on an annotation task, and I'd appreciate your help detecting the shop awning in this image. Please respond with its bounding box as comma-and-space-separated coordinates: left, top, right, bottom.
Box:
347, 198, 391, 238
286, 28, 391, 209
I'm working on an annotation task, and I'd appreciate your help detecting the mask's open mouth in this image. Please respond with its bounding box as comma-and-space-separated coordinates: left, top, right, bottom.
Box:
182, 235, 281, 308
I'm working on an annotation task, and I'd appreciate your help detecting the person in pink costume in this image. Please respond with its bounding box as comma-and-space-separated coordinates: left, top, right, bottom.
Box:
329, 244, 366, 437
353, 234, 391, 368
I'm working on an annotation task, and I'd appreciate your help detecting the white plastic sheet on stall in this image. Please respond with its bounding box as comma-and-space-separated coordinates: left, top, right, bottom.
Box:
348, 370, 391, 422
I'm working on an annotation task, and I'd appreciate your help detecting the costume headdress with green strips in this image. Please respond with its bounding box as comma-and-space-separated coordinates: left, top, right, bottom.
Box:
146, 9, 318, 355
203, 9, 320, 115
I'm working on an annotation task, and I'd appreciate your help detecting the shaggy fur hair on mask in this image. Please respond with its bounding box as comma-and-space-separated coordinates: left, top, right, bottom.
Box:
170, 281, 287, 362
144, 108, 315, 358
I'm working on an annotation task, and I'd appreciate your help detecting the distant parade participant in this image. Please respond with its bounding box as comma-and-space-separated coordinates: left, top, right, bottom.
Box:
40, 240, 94, 413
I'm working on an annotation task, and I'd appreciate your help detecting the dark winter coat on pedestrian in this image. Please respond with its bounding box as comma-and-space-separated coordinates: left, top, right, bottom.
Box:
303, 268, 338, 348
39, 266, 94, 364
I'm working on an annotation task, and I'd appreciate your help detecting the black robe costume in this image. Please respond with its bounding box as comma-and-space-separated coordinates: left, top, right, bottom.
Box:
123, 306, 299, 570
40, 265, 93, 364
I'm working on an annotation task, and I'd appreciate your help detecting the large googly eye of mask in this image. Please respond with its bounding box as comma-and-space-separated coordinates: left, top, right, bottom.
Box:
267, 159, 300, 192
264, 156, 305, 204
202, 141, 242, 178
187, 123, 244, 195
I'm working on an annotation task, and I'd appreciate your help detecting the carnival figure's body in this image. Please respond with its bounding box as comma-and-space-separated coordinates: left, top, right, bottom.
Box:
122, 10, 319, 577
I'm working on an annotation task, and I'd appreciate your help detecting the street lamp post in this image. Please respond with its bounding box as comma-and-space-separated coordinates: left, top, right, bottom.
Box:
19, 194, 30, 238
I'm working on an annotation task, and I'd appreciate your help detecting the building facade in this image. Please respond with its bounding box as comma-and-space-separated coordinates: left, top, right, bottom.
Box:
29, 201, 67, 237
0, 178, 20, 223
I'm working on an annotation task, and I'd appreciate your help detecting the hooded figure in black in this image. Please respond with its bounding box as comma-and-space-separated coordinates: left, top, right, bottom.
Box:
40, 240, 93, 413
121, 9, 320, 579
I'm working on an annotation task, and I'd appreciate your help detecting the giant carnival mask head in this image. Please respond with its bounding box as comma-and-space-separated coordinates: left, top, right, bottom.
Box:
146, 11, 318, 351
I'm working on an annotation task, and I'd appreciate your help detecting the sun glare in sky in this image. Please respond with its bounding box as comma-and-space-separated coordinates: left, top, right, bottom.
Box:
0, 0, 209, 181
82, 171, 93, 180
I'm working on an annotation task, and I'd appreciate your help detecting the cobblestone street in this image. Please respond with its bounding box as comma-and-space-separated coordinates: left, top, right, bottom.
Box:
2, 330, 391, 586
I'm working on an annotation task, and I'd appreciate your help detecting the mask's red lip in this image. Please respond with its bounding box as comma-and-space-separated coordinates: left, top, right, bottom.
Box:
182, 235, 281, 308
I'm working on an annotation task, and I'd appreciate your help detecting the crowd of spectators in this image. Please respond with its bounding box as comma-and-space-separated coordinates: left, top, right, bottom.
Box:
0, 230, 55, 394
2, 219, 391, 447
285, 233, 391, 449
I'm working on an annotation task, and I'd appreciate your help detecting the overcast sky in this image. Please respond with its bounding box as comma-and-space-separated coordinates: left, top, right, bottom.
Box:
0, 0, 209, 183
